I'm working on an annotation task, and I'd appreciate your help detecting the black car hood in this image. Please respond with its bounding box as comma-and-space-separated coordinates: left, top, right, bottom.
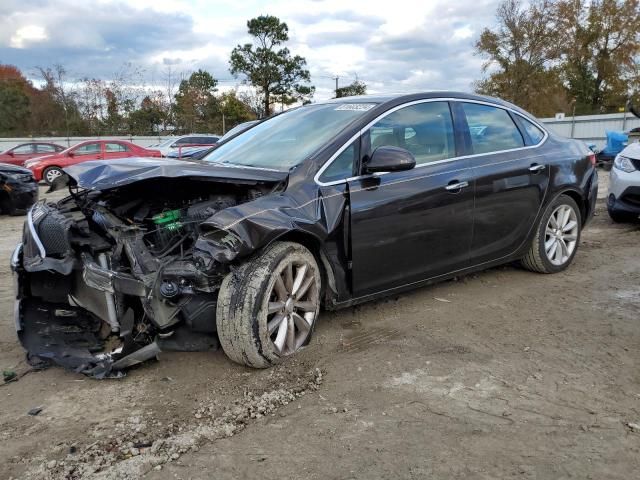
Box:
0, 162, 31, 175
63, 157, 289, 190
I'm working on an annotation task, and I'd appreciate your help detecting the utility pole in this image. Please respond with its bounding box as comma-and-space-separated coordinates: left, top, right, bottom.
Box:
334, 76, 339, 97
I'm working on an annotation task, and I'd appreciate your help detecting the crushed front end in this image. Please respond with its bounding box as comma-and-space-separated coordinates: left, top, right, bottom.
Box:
12, 175, 277, 378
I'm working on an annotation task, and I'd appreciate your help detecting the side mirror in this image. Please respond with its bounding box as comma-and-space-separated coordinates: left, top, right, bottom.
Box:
365, 146, 416, 173
7, 151, 14, 157
67, 151, 75, 157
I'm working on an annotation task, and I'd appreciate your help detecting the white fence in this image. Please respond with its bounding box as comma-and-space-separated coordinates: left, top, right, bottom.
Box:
540, 112, 640, 148
0, 136, 169, 151
1, 112, 639, 152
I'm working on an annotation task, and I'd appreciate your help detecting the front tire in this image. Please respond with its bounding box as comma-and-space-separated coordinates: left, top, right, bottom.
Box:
520, 194, 581, 273
216, 241, 321, 368
43, 166, 64, 186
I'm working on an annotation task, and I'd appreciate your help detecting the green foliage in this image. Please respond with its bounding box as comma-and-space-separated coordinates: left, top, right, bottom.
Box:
230, 15, 314, 116
0, 81, 30, 135
174, 69, 218, 132
335, 80, 367, 98
556, 0, 640, 114
476, 0, 640, 116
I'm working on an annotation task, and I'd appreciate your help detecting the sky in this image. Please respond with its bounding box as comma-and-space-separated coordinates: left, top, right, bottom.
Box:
0, 0, 502, 101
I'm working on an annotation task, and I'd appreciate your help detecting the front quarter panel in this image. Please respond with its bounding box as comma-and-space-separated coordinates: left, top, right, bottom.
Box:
195, 162, 351, 303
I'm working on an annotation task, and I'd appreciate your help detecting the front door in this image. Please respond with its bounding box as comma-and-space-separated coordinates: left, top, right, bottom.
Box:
347, 101, 475, 297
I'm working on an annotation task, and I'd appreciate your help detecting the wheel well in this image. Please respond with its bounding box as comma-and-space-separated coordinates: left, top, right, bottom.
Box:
560, 189, 586, 225
274, 231, 338, 306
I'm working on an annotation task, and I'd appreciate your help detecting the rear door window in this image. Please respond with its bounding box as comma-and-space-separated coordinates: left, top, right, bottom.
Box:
105, 143, 129, 152
462, 103, 524, 154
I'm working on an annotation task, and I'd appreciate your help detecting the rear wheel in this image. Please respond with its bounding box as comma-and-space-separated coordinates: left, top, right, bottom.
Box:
43, 166, 64, 185
520, 194, 581, 273
216, 241, 321, 368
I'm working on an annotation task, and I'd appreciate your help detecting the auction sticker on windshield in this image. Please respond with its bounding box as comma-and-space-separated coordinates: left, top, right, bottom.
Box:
334, 104, 375, 111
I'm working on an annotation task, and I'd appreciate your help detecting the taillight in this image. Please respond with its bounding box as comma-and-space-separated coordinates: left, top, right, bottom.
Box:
587, 152, 596, 166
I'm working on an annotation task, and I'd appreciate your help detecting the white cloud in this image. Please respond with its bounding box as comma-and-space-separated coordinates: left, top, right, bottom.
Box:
9, 25, 47, 48
0, 0, 501, 99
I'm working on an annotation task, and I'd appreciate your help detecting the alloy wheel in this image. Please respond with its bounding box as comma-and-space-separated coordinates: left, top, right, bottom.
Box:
544, 204, 579, 266
266, 259, 319, 356
45, 168, 63, 184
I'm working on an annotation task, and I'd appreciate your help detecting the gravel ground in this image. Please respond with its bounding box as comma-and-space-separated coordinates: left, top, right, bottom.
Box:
1, 174, 639, 480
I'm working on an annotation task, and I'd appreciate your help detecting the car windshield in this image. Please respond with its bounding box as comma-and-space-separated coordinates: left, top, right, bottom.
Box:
202, 103, 375, 170
153, 138, 177, 148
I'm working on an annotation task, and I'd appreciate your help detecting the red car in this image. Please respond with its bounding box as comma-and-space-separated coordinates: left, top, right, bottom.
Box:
25, 140, 162, 185
0, 142, 65, 166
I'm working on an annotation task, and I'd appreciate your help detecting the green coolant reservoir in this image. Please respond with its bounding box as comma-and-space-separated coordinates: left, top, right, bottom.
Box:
152, 209, 182, 231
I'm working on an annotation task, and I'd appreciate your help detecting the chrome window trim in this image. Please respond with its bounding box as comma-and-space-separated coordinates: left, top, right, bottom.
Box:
314, 97, 549, 187
27, 206, 47, 260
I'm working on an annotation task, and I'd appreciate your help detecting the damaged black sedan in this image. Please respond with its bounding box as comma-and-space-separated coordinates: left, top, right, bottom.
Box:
12, 92, 598, 377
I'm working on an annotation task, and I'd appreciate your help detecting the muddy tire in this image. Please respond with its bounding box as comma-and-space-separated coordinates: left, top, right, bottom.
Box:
43, 166, 64, 186
520, 194, 581, 274
216, 241, 321, 368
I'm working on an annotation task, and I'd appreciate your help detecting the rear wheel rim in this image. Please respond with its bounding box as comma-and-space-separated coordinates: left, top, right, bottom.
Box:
266, 259, 319, 356
544, 204, 579, 266
45, 168, 62, 184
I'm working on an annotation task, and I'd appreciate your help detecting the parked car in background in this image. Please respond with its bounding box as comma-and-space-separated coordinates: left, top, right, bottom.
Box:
0, 163, 38, 215
166, 146, 212, 160
217, 120, 259, 143
607, 141, 640, 222
150, 134, 220, 157
0, 142, 65, 166
166, 122, 259, 160
25, 140, 162, 185
12, 92, 598, 377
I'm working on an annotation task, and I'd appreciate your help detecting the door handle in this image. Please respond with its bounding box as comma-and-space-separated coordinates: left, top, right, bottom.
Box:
445, 181, 469, 191
529, 164, 545, 173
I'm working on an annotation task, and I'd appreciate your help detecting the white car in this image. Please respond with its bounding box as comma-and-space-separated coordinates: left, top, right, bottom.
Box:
608, 141, 640, 222
150, 134, 219, 157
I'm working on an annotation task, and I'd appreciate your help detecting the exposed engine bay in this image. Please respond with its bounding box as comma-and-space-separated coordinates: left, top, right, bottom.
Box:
13, 177, 278, 378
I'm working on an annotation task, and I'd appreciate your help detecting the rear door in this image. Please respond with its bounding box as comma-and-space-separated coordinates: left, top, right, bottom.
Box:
459, 102, 550, 264
104, 142, 132, 160
345, 100, 475, 297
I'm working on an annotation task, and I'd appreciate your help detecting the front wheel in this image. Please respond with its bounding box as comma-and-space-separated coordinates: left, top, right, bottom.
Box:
216, 241, 322, 368
43, 166, 64, 185
520, 194, 581, 273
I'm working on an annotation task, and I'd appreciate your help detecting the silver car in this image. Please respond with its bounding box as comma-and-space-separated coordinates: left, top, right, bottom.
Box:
608, 142, 640, 222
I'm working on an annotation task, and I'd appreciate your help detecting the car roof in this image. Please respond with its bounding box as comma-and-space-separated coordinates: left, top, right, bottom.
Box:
317, 91, 530, 116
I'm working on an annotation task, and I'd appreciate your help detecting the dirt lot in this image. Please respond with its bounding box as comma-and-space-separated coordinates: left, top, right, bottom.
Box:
1, 174, 639, 480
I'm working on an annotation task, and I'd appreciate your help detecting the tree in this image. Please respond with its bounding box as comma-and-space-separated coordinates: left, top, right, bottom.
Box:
174, 69, 218, 132
128, 93, 165, 135
474, 0, 569, 116
229, 15, 314, 116
208, 91, 256, 133
0, 65, 33, 135
0, 81, 30, 135
335, 80, 367, 98
555, 0, 640, 114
